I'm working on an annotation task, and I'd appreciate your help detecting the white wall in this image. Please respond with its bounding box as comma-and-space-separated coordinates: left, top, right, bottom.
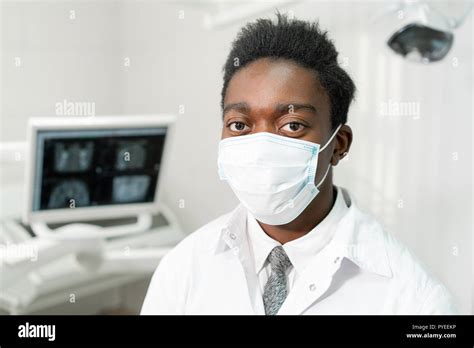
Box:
1, 0, 472, 313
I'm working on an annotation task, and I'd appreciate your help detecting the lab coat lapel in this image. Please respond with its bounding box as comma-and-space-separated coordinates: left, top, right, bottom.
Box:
213, 249, 256, 313
278, 246, 343, 315
216, 204, 263, 314
278, 196, 355, 315
278, 194, 392, 315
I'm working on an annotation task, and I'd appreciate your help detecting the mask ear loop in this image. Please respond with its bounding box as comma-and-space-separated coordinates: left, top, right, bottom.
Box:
319, 124, 342, 152
316, 163, 332, 188
316, 124, 342, 188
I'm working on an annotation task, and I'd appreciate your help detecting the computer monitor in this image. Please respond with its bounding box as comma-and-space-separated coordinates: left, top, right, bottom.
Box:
23, 115, 175, 225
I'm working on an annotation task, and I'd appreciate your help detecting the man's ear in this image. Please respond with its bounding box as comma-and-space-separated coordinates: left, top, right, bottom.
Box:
331, 124, 352, 166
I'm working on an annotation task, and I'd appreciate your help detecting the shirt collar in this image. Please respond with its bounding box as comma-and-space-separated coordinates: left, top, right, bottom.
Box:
246, 213, 281, 273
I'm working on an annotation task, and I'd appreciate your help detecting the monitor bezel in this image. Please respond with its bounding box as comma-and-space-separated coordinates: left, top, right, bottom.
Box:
23, 115, 175, 225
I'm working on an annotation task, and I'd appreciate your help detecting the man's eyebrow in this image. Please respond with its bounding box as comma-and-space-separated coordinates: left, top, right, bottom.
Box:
276, 103, 317, 114
223, 102, 250, 114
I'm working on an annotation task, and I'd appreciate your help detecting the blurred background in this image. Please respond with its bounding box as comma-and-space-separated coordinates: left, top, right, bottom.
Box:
0, 0, 472, 314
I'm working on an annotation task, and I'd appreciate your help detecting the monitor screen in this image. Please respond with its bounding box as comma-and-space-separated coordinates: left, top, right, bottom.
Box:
32, 128, 166, 212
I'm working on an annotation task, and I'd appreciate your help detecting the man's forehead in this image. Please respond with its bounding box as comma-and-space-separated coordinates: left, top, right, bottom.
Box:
225, 60, 328, 103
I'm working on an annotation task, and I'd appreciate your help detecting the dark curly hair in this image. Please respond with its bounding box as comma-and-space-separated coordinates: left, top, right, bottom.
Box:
221, 13, 356, 129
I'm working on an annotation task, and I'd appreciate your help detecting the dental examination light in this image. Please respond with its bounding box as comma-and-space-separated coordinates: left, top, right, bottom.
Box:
374, 1, 472, 63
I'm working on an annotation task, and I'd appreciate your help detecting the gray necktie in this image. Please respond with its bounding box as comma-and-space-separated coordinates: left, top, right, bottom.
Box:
263, 246, 292, 315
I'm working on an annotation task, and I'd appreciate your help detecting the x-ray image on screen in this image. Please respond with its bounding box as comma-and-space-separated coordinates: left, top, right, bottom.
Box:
48, 179, 90, 209
115, 141, 147, 171
33, 127, 166, 211
54, 141, 94, 173
112, 175, 151, 203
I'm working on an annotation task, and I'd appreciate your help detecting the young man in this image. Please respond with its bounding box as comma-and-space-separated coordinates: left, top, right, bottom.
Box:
141, 14, 457, 315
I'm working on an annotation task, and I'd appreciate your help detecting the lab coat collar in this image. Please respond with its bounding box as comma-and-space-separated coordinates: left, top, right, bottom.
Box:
282, 186, 349, 276
217, 187, 393, 279
325, 188, 393, 278
216, 204, 247, 253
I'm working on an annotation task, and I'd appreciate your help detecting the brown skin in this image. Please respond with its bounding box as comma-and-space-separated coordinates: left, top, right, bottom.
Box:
222, 58, 353, 244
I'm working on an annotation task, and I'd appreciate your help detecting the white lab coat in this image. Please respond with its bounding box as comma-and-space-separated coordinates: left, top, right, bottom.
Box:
141, 188, 457, 315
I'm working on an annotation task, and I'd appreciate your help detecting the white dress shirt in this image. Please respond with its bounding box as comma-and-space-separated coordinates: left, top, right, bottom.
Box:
141, 187, 458, 315
248, 187, 348, 294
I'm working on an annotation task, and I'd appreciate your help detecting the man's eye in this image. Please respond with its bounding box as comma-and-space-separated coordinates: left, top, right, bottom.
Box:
281, 122, 304, 132
229, 122, 249, 132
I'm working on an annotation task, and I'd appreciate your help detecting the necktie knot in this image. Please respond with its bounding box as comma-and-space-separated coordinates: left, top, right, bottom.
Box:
267, 246, 292, 274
